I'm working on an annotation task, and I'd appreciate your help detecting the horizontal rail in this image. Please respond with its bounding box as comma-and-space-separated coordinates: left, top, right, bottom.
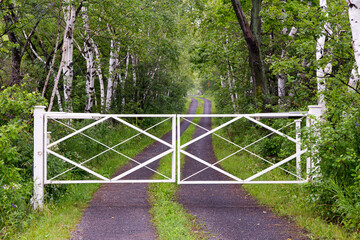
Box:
178, 113, 307, 118
45, 112, 176, 119
45, 179, 175, 184
178, 180, 308, 184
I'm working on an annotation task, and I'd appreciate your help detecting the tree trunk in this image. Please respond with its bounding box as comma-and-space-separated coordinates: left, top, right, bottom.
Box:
347, 0, 360, 90
316, 0, 332, 107
278, 27, 297, 106
62, 1, 76, 112
82, 7, 96, 113
230, 0, 268, 106
3, 3, 22, 85
92, 40, 105, 111
105, 39, 120, 111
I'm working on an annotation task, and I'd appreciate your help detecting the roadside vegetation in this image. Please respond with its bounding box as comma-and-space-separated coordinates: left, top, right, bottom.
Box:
148, 97, 209, 240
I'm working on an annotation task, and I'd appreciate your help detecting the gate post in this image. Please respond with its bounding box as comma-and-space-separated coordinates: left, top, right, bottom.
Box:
306, 105, 323, 181
32, 106, 46, 209
295, 119, 302, 180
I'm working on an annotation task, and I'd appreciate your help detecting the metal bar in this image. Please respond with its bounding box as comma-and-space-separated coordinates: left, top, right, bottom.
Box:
43, 114, 48, 189
178, 113, 306, 118
182, 118, 302, 180
47, 149, 109, 181
48, 117, 171, 181
45, 113, 175, 119
178, 180, 307, 184
180, 150, 243, 182
181, 116, 242, 149
244, 116, 297, 143
111, 149, 173, 181
245, 150, 306, 182
47, 116, 111, 148
177, 115, 181, 183
171, 116, 176, 181
295, 119, 302, 180
32, 106, 46, 209
113, 117, 172, 148
46, 179, 175, 184
48, 117, 172, 180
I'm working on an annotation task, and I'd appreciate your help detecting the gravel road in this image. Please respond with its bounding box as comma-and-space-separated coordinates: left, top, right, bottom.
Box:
177, 97, 309, 240
70, 99, 198, 240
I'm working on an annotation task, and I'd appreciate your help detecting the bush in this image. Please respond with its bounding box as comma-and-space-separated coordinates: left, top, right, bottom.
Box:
0, 85, 46, 236
305, 101, 360, 233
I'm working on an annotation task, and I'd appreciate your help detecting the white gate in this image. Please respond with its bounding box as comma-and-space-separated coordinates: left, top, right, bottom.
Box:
33, 107, 176, 209
33, 105, 322, 209
177, 105, 322, 185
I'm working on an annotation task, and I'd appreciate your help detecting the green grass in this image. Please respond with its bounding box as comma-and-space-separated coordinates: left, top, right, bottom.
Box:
148, 97, 208, 240
211, 116, 360, 239
10, 117, 173, 240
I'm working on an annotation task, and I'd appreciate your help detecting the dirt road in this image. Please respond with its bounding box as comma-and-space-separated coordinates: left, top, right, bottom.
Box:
177, 98, 309, 240
70, 99, 198, 240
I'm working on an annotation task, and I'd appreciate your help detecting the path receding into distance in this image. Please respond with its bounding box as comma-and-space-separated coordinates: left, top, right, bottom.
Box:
71, 97, 309, 240
70, 99, 198, 240
177, 98, 309, 240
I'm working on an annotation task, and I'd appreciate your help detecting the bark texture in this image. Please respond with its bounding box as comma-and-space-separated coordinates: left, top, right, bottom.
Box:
3, 3, 22, 85
231, 0, 268, 106
62, 1, 76, 112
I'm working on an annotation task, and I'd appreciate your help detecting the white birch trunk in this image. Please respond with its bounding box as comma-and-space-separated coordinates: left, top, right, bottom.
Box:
347, 0, 360, 90
316, 0, 332, 107
227, 64, 236, 113
82, 7, 96, 113
56, 89, 64, 112
278, 27, 297, 105
92, 40, 105, 111
349, 67, 359, 89
62, 1, 76, 112
105, 39, 120, 111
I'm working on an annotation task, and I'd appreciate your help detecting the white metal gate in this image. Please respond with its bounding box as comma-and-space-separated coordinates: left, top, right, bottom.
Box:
33, 107, 176, 209
178, 113, 306, 184
33, 105, 322, 209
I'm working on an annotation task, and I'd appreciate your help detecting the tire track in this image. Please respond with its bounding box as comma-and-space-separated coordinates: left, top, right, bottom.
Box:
70, 98, 198, 240
177, 97, 309, 240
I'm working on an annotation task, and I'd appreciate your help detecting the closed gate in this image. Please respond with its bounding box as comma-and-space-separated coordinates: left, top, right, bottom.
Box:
33, 105, 322, 209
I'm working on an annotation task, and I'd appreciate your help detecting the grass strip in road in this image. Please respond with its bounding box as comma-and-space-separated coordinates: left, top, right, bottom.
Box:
13, 118, 173, 240
148, 97, 209, 240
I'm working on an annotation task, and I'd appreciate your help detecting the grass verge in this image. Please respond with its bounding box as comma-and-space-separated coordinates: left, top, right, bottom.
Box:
148, 97, 208, 240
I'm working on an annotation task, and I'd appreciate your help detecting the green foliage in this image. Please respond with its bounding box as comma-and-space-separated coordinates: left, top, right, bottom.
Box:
0, 85, 46, 237
305, 95, 360, 232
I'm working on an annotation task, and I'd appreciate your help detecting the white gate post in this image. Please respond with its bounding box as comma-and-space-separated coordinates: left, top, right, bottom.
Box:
295, 119, 301, 180
306, 105, 323, 181
33, 106, 46, 209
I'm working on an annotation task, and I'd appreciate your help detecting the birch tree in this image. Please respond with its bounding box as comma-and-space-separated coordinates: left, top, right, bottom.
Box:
316, 0, 332, 107
347, 0, 360, 91
82, 7, 96, 113
62, 0, 76, 112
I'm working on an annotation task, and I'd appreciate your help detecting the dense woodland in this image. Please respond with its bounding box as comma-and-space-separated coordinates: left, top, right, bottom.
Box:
1, 0, 360, 238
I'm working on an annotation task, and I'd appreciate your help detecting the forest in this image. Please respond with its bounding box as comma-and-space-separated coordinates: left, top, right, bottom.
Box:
1, 0, 360, 238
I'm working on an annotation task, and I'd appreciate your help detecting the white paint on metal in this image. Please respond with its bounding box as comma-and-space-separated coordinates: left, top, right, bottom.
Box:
180, 117, 305, 181
32, 106, 46, 209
